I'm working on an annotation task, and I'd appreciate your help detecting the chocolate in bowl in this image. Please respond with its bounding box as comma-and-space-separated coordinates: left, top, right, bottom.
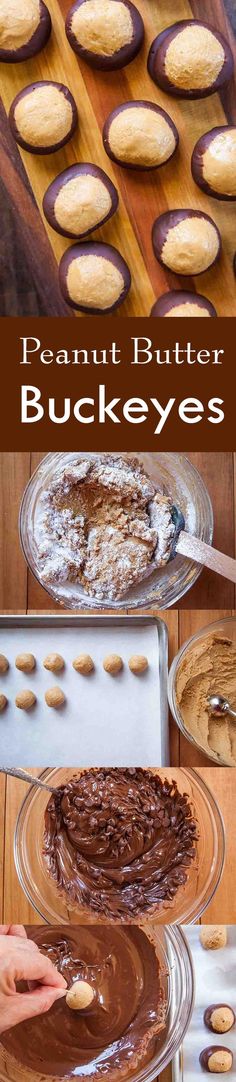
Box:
19, 452, 213, 612
43, 768, 198, 920
0, 925, 166, 1079
14, 767, 225, 926
0, 924, 194, 1082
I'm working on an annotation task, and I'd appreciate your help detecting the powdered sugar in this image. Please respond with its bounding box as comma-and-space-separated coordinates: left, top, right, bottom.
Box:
35, 455, 176, 601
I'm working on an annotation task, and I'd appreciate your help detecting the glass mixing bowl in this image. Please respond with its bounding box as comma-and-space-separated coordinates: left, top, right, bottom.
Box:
19, 452, 213, 610
0, 924, 194, 1082
14, 767, 224, 925
168, 615, 236, 766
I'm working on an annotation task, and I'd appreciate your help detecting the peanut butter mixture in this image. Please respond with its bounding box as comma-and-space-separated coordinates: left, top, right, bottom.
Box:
176, 633, 236, 765
36, 455, 176, 601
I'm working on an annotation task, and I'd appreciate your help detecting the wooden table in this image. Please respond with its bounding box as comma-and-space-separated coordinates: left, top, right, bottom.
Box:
0, 0, 236, 316
1, 451, 236, 613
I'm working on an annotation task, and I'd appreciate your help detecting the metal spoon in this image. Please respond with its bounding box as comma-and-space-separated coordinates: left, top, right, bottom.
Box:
0, 767, 55, 792
208, 695, 236, 720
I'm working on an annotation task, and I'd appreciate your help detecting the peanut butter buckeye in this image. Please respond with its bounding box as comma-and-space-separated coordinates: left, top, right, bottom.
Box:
204, 1006, 235, 1035
43, 163, 118, 239
59, 242, 131, 313
152, 210, 221, 277
65, 0, 144, 70
199, 1047, 233, 1073
192, 126, 236, 201
148, 20, 233, 100
151, 291, 217, 317
103, 100, 178, 171
9, 81, 78, 154
0, 0, 51, 62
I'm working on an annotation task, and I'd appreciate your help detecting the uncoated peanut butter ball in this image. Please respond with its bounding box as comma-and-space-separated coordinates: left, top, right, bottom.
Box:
73, 654, 94, 674
128, 655, 148, 674
45, 686, 65, 707
44, 653, 65, 673
15, 690, 36, 710
0, 694, 7, 712
66, 980, 95, 1010
103, 654, 123, 675
0, 654, 9, 673
15, 653, 36, 673
200, 927, 227, 950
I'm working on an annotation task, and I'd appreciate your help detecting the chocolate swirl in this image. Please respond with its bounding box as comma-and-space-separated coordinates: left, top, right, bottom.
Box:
44, 768, 197, 919
1, 925, 167, 1078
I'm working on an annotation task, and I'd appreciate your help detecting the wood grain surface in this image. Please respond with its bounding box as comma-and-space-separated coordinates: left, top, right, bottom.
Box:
0, 0, 236, 316
0, 451, 236, 613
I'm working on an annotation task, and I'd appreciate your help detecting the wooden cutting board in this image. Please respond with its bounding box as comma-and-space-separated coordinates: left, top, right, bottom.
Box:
0, 0, 236, 316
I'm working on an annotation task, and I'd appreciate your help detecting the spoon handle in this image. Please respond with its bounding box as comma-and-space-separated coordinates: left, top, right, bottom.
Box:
0, 767, 54, 792
176, 531, 236, 585
228, 707, 236, 720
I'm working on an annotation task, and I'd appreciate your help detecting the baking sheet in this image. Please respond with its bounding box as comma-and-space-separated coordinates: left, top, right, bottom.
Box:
0, 615, 168, 767
172, 926, 236, 1082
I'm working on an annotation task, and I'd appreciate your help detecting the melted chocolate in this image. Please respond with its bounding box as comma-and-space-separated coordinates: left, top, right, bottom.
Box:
1, 925, 167, 1078
44, 768, 197, 919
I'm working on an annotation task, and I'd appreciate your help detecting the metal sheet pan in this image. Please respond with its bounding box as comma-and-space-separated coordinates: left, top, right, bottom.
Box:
172, 926, 236, 1082
0, 614, 169, 767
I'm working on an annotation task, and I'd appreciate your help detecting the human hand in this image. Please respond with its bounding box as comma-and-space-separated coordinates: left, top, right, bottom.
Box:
0, 934, 67, 1033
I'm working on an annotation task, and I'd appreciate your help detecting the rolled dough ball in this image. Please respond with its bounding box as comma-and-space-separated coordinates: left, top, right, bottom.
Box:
0, 0, 51, 63
0, 654, 9, 673
152, 209, 221, 276
148, 21, 233, 100
0, 694, 7, 712
66, 0, 144, 70
66, 980, 94, 1010
59, 242, 131, 314
43, 163, 118, 240
200, 927, 227, 950
15, 690, 36, 709
15, 653, 36, 673
192, 127, 236, 201
151, 291, 217, 318
73, 654, 94, 674
9, 81, 78, 154
103, 100, 178, 170
128, 655, 148, 674
44, 653, 65, 673
45, 686, 65, 707
204, 1005, 235, 1034
199, 1047, 233, 1073
103, 654, 123, 674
